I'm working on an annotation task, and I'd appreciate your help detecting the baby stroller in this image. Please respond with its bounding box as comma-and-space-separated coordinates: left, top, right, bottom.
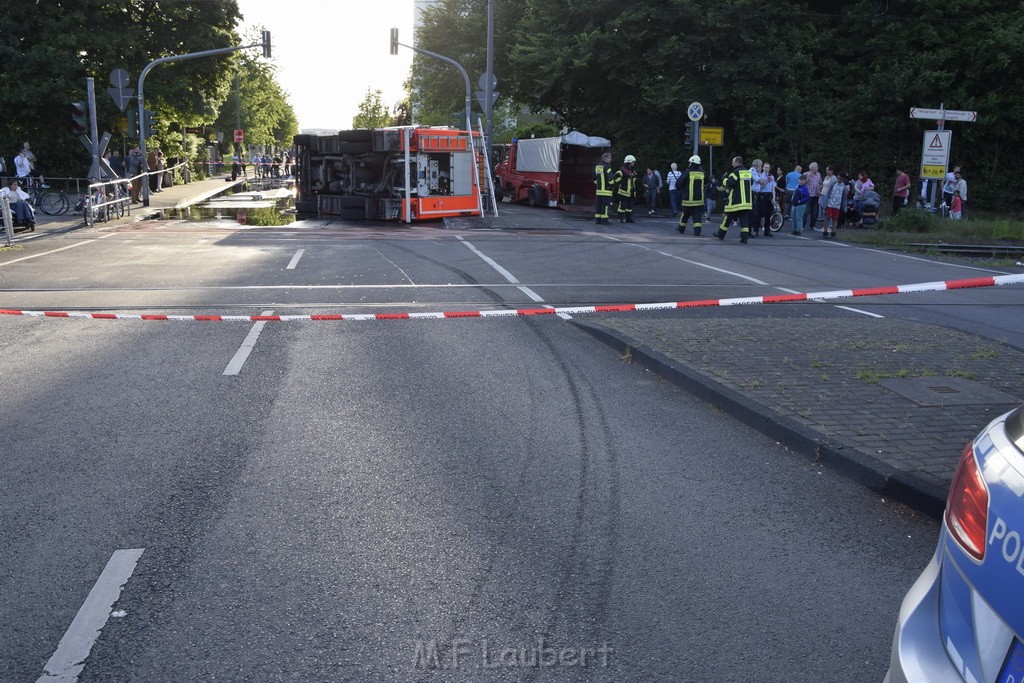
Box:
860, 190, 881, 227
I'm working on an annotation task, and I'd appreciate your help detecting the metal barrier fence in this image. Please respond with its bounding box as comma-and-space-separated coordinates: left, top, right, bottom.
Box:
83, 178, 133, 227
85, 160, 190, 226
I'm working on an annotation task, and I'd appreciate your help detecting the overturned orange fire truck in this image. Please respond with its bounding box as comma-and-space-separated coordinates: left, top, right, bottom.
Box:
294, 126, 486, 221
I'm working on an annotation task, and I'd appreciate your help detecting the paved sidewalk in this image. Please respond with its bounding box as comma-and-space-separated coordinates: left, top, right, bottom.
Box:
575, 315, 1024, 515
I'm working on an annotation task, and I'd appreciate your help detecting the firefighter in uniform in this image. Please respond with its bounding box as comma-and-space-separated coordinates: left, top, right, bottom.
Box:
593, 152, 615, 225
613, 154, 637, 223
676, 155, 706, 236
716, 156, 753, 244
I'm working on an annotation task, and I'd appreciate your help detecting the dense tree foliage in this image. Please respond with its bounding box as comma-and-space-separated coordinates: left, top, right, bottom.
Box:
411, 0, 517, 125
414, 0, 1024, 209
210, 50, 299, 152
0, 1, 295, 178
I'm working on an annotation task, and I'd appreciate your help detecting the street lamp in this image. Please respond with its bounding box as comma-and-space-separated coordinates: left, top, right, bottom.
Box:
388, 28, 471, 134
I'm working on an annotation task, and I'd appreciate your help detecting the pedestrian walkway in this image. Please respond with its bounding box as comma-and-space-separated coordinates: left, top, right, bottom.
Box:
20, 174, 244, 237
576, 315, 1024, 515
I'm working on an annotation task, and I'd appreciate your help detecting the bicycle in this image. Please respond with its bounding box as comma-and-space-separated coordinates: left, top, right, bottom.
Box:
769, 197, 784, 232
23, 179, 71, 215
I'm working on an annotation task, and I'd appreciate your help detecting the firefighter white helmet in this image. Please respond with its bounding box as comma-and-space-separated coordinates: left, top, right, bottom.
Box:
689, 155, 701, 164
624, 155, 636, 164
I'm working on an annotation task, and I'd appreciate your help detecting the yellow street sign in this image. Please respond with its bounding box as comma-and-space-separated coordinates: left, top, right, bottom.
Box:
920, 164, 946, 179
699, 126, 723, 146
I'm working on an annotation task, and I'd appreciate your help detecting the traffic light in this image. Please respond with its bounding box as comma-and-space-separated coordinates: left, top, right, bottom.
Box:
69, 102, 88, 133
390, 28, 399, 55
683, 123, 694, 148
143, 109, 158, 137
262, 30, 271, 58
126, 108, 139, 138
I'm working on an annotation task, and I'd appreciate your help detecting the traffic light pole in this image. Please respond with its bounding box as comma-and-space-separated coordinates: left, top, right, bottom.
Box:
390, 31, 471, 135
137, 33, 269, 206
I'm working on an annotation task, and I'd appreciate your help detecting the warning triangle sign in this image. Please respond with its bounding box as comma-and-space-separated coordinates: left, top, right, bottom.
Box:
929, 134, 944, 149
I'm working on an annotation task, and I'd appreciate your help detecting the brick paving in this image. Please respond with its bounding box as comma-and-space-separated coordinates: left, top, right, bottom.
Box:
582, 316, 1024, 512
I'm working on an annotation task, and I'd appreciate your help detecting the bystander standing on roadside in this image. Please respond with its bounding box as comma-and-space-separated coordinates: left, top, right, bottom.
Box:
785, 164, 802, 205
643, 167, 660, 215
892, 167, 911, 216
151, 149, 165, 192
14, 148, 47, 188
953, 170, 967, 219
111, 150, 125, 178
758, 161, 774, 237
805, 162, 821, 231
666, 163, 682, 217
950, 190, 964, 219
127, 148, 143, 202
790, 173, 810, 235
748, 158, 765, 237
774, 166, 788, 219
942, 166, 959, 209
822, 170, 844, 239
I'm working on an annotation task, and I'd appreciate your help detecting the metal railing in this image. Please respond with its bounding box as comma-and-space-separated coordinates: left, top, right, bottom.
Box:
85, 160, 190, 227
83, 178, 133, 227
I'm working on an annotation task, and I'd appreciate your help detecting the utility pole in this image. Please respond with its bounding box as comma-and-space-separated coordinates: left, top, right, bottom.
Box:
484, 0, 494, 151
390, 29, 471, 134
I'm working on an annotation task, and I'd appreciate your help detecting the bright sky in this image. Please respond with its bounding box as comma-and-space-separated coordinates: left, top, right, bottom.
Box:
235, 0, 415, 131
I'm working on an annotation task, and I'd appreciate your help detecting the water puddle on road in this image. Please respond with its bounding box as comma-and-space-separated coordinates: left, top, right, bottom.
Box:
152, 185, 297, 227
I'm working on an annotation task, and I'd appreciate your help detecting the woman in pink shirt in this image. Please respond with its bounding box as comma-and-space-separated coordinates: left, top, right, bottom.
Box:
892, 168, 911, 216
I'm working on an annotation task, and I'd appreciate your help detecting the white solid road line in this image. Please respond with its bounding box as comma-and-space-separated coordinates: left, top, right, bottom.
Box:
834, 305, 885, 318
0, 240, 95, 267
37, 548, 145, 683
456, 236, 554, 308
223, 309, 274, 376
286, 248, 305, 270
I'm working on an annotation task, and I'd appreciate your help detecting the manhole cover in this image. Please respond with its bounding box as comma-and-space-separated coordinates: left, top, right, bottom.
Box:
880, 376, 1021, 406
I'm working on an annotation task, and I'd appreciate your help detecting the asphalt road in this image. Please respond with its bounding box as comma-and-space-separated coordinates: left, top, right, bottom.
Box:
5, 204, 1017, 681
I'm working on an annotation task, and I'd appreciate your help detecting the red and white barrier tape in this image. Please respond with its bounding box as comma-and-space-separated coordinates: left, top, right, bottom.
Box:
1, 274, 1022, 322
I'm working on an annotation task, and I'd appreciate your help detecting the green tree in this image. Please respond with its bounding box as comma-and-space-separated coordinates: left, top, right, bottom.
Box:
352, 88, 394, 128
211, 51, 299, 151
504, 0, 1024, 209
411, 0, 517, 125
0, 0, 242, 177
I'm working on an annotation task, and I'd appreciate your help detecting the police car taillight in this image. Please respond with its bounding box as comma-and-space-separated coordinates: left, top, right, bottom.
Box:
945, 442, 989, 561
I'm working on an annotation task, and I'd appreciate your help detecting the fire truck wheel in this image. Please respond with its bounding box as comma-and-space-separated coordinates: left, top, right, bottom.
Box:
527, 185, 545, 207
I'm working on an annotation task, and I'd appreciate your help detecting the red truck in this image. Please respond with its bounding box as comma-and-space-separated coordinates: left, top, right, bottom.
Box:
493, 132, 611, 211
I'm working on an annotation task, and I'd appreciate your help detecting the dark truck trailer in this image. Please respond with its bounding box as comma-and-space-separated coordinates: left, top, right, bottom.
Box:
493, 132, 611, 212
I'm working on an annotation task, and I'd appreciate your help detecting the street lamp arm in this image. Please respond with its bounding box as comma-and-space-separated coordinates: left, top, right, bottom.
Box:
398, 41, 471, 133
137, 41, 266, 206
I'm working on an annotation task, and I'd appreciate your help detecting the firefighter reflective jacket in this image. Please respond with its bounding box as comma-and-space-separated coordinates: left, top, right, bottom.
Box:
594, 162, 615, 197
722, 167, 753, 212
613, 165, 636, 197
679, 166, 705, 207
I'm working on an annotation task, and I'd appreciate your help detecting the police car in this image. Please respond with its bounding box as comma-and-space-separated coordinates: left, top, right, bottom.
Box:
886, 405, 1024, 682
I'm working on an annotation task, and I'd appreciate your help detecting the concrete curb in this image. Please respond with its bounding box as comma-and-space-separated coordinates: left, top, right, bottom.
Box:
572, 319, 948, 518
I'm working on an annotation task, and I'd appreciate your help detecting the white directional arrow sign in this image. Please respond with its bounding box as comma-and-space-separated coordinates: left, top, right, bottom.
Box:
910, 107, 977, 122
